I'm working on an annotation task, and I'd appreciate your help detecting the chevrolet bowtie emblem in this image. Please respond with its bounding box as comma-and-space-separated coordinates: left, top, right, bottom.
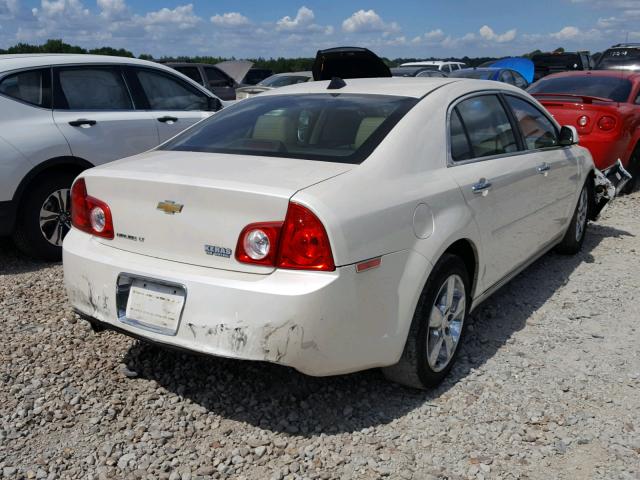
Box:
156, 200, 184, 215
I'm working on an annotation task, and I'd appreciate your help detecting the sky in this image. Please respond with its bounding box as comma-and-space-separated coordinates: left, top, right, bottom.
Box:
0, 0, 638, 58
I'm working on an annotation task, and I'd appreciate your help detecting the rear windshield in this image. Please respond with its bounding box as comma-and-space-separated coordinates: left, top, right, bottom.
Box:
597, 49, 640, 69
450, 70, 494, 80
528, 76, 632, 102
162, 94, 418, 164
259, 75, 310, 87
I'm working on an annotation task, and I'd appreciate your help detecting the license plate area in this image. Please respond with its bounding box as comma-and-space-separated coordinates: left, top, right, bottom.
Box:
116, 274, 186, 336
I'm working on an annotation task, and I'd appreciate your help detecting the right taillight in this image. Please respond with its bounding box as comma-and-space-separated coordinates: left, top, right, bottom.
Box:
235, 202, 335, 271
70, 178, 114, 239
597, 115, 616, 131
277, 203, 335, 271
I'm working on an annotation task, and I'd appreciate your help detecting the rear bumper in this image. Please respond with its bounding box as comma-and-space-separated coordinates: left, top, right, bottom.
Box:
63, 229, 427, 376
0, 200, 16, 236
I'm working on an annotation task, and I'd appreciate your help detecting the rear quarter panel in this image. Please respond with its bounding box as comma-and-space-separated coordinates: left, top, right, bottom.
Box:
0, 132, 30, 201
0, 96, 72, 176
294, 87, 484, 349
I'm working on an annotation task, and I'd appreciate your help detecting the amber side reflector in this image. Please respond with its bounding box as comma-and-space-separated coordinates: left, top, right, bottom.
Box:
356, 257, 381, 273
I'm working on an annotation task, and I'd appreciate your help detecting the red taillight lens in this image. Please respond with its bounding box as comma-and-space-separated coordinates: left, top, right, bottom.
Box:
70, 178, 114, 239
235, 222, 282, 266
235, 202, 335, 271
277, 203, 335, 271
597, 115, 616, 131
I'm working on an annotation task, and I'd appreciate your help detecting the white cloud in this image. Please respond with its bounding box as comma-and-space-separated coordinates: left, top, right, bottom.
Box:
550, 25, 580, 40
210, 12, 250, 28
424, 28, 445, 41
97, 0, 127, 18
277, 6, 313, 30
33, 0, 89, 17
139, 4, 200, 29
0, 0, 19, 18
275, 6, 332, 34
479, 25, 517, 43
342, 9, 400, 34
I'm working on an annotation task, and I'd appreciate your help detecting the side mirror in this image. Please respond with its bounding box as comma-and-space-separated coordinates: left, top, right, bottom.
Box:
207, 96, 222, 112
559, 125, 579, 146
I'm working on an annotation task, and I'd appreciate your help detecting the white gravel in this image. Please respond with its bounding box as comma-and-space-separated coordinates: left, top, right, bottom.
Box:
1, 192, 639, 480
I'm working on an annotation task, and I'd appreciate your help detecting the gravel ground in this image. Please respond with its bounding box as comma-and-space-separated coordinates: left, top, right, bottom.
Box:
1, 192, 639, 480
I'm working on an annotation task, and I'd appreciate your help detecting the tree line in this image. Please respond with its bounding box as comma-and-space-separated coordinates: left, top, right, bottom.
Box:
1, 39, 577, 73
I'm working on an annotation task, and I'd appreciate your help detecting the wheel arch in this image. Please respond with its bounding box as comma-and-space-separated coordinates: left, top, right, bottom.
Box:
442, 238, 479, 303
13, 156, 93, 207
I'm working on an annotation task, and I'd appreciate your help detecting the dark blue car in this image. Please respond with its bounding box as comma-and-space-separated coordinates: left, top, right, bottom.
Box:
449, 67, 529, 89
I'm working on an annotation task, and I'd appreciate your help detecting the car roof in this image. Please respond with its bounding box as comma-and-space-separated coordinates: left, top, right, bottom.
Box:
0, 53, 173, 72
402, 61, 463, 66
163, 62, 222, 68
541, 70, 640, 81
458, 67, 500, 72
270, 71, 312, 77
259, 77, 470, 99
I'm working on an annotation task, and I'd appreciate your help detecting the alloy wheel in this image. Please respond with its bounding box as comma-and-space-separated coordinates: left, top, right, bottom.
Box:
575, 186, 588, 242
39, 188, 71, 247
426, 274, 466, 372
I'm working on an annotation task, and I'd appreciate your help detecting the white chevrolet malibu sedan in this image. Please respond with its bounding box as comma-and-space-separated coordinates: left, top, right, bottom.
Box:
64, 77, 595, 389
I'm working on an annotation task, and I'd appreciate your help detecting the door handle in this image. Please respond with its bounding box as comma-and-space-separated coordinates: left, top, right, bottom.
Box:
69, 119, 96, 127
472, 178, 492, 195
157, 116, 178, 124
537, 162, 551, 174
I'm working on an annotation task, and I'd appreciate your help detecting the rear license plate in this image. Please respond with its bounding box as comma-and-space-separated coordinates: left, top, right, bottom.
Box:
124, 279, 185, 335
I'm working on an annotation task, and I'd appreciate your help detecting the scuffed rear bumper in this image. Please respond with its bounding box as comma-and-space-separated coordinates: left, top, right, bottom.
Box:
63, 229, 426, 376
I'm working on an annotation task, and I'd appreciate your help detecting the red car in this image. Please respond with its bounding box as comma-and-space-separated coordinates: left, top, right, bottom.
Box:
528, 70, 640, 189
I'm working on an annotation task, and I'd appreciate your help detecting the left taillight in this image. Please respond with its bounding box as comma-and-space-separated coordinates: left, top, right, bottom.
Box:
70, 178, 114, 239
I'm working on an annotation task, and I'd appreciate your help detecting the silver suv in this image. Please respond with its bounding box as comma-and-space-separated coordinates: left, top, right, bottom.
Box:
0, 54, 222, 260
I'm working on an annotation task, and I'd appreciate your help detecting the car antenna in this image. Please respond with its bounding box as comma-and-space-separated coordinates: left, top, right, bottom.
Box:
327, 77, 347, 89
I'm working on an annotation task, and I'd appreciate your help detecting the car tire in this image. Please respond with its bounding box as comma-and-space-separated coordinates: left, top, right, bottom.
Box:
556, 180, 591, 255
12, 172, 77, 261
383, 254, 470, 389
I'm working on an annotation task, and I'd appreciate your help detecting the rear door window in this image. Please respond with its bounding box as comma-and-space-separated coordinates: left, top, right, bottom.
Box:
55, 66, 132, 110
452, 95, 518, 160
0, 68, 51, 107
134, 68, 209, 111
505, 96, 559, 150
449, 109, 473, 161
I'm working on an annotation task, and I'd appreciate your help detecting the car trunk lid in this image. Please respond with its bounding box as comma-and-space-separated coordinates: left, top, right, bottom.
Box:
83, 151, 353, 273
532, 94, 620, 135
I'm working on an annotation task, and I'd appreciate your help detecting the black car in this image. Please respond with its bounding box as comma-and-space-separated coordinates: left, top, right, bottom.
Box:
532, 51, 592, 81
391, 66, 448, 78
164, 62, 241, 101
595, 44, 640, 71
242, 68, 274, 85
312, 47, 391, 80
